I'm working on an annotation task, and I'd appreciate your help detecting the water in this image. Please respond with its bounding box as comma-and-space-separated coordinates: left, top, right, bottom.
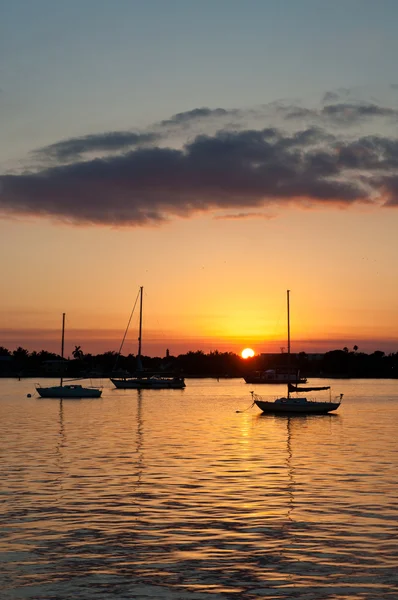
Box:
0, 377, 397, 599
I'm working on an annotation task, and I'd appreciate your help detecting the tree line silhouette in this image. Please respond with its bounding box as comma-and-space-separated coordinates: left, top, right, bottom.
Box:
1, 345, 398, 379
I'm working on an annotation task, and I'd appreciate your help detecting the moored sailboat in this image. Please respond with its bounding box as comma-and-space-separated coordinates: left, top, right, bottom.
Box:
36, 314, 102, 399
110, 286, 185, 390
244, 367, 307, 384
252, 291, 342, 415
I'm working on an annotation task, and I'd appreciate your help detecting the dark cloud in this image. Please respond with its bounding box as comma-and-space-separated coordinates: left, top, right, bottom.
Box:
336, 136, 398, 170
31, 97, 398, 173
281, 127, 335, 148
1, 127, 377, 226
3, 90, 398, 228
36, 131, 160, 161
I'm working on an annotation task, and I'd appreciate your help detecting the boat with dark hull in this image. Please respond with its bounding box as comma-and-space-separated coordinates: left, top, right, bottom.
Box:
110, 286, 186, 390
37, 384, 102, 398
252, 291, 342, 415
252, 390, 342, 415
111, 375, 185, 389
244, 368, 307, 384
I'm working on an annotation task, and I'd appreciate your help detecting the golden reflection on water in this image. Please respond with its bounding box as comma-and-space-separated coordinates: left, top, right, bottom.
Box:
0, 377, 397, 599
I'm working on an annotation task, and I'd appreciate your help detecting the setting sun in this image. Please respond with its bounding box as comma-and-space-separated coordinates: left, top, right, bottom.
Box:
241, 348, 255, 359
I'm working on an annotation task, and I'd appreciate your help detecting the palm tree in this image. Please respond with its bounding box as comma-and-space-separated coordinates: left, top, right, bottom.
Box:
72, 345, 84, 360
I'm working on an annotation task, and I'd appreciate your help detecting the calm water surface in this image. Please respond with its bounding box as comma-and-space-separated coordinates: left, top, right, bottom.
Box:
0, 378, 397, 599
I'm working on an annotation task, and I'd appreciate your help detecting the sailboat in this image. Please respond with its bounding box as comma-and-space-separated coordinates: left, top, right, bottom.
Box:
251, 291, 342, 414
110, 287, 186, 390
244, 367, 307, 384
36, 314, 102, 398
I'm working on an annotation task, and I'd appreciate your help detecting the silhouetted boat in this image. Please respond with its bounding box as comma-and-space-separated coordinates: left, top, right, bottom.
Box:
110, 286, 186, 390
244, 367, 307, 384
111, 375, 186, 389
36, 383, 102, 398
252, 291, 342, 414
36, 314, 102, 399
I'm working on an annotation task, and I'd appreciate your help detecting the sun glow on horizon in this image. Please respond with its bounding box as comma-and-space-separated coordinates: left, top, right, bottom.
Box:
241, 348, 255, 359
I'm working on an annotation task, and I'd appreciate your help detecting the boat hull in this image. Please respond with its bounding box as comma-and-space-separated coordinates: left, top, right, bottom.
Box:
244, 376, 307, 384
36, 385, 102, 398
110, 377, 185, 390
254, 399, 340, 414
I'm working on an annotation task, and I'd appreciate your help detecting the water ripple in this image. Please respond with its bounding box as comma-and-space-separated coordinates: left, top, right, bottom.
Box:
0, 378, 397, 599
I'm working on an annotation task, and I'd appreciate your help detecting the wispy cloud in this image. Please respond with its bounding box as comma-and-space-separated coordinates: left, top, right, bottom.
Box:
278, 101, 398, 125
214, 211, 276, 220
35, 131, 160, 162
322, 103, 398, 124
321, 88, 352, 104
33, 107, 242, 164
159, 107, 241, 128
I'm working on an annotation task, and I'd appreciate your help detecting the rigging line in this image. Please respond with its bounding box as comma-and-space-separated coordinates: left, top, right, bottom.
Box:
113, 288, 141, 372
118, 288, 141, 356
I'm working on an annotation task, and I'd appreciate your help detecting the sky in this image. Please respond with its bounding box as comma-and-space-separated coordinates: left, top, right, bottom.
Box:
1, 0, 398, 358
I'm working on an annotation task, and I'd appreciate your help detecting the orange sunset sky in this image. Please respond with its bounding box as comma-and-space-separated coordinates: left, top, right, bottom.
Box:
1, 2, 398, 357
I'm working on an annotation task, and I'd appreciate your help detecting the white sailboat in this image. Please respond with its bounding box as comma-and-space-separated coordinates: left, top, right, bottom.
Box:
110, 287, 186, 390
252, 291, 342, 414
36, 314, 102, 398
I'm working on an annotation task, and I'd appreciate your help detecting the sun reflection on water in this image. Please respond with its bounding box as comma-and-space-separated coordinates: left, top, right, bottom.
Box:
0, 378, 397, 598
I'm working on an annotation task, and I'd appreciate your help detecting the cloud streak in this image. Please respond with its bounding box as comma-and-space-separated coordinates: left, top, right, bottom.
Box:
159, 107, 241, 127
35, 131, 160, 161
279, 101, 398, 125
322, 102, 398, 123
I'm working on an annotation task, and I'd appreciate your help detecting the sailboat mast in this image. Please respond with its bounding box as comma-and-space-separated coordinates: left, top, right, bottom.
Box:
137, 286, 143, 358
287, 290, 290, 398
60, 312, 65, 388
287, 290, 290, 356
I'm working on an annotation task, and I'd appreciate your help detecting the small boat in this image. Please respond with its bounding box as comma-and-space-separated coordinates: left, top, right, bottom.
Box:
110, 286, 186, 390
252, 291, 342, 415
36, 384, 102, 398
111, 374, 186, 390
252, 390, 342, 415
36, 314, 102, 399
244, 367, 307, 384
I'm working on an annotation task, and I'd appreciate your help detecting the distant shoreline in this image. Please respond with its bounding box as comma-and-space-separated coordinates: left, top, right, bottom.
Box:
1, 374, 398, 381
1, 348, 397, 380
